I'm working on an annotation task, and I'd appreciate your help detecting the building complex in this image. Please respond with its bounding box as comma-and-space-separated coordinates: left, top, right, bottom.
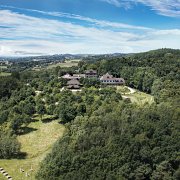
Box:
61, 70, 125, 89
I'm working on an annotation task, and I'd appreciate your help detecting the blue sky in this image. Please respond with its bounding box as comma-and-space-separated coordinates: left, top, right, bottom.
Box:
0, 0, 180, 56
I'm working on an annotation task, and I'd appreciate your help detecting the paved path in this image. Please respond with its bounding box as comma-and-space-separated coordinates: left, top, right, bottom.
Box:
125, 86, 136, 94
0, 167, 13, 180
60, 87, 82, 92
122, 86, 136, 99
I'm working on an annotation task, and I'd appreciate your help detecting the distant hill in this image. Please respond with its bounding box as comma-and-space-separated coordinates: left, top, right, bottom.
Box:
1, 48, 179, 62
0, 53, 128, 62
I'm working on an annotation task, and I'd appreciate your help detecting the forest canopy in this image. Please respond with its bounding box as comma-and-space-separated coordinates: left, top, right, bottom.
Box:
0, 49, 179, 179
36, 49, 180, 180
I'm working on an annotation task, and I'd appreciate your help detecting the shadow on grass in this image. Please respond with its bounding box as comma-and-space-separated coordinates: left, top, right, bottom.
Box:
5, 152, 28, 160
58, 120, 67, 125
16, 152, 27, 159
42, 116, 59, 123
30, 118, 39, 123
18, 127, 38, 135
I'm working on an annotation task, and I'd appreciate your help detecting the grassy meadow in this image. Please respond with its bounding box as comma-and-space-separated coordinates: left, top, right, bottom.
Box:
117, 86, 154, 106
0, 72, 11, 77
0, 66, 7, 69
0, 118, 65, 180
124, 91, 154, 105
47, 59, 80, 69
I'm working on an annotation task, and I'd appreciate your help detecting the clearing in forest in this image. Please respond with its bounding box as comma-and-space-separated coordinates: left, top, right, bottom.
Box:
47, 59, 80, 69
0, 72, 11, 76
0, 118, 65, 180
117, 86, 154, 105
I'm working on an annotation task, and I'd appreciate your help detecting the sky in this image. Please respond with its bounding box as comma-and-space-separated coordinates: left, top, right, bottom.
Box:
0, 0, 180, 56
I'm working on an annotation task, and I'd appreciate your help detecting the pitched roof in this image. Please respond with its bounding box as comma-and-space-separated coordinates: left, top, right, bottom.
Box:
100, 73, 125, 83
100, 73, 113, 80
73, 74, 85, 78
62, 73, 72, 79
115, 78, 125, 83
67, 79, 80, 85
85, 69, 97, 74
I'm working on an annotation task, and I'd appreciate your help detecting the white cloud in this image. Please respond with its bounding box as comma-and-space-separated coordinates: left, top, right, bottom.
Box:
101, 0, 121, 6
135, 0, 180, 17
100, 0, 180, 17
0, 5, 151, 31
101, 0, 133, 9
0, 9, 179, 56
0, 46, 13, 55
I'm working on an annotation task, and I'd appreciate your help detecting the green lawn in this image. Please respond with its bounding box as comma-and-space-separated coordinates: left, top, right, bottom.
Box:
116, 86, 154, 106
117, 86, 130, 94
0, 119, 65, 180
47, 59, 80, 69
0, 173, 6, 180
0, 72, 11, 76
0, 66, 7, 69
124, 91, 154, 106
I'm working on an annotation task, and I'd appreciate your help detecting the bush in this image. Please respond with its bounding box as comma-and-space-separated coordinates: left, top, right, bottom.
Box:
0, 132, 21, 159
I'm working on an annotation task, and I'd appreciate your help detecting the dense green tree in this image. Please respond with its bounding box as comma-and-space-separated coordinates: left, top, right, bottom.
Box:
58, 102, 77, 123
36, 102, 46, 121
0, 132, 21, 159
10, 114, 31, 134
11, 71, 20, 80
0, 48, 179, 179
80, 78, 100, 88
47, 104, 56, 115
0, 110, 9, 124
37, 101, 180, 180
0, 76, 20, 99
23, 102, 35, 115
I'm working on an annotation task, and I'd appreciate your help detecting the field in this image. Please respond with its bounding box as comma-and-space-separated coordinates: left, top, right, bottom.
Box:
117, 86, 154, 106
117, 86, 130, 94
125, 92, 154, 105
0, 118, 65, 180
0, 72, 11, 76
47, 59, 80, 69
0, 66, 7, 69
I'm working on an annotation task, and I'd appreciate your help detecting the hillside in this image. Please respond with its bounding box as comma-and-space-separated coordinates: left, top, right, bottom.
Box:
0, 119, 65, 180
0, 49, 179, 180
36, 49, 180, 180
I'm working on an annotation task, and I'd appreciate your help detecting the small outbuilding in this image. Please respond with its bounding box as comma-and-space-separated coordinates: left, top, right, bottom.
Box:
62, 73, 72, 79
67, 79, 81, 89
85, 69, 97, 78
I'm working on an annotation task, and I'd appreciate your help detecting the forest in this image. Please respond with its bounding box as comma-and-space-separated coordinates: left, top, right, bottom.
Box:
0, 48, 179, 180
